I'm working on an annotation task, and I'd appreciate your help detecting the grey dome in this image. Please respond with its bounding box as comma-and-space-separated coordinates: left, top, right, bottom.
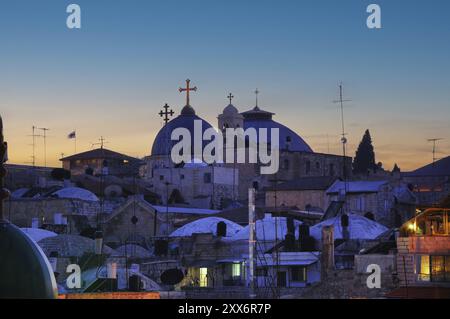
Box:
151, 105, 213, 156
0, 221, 58, 298
242, 106, 313, 152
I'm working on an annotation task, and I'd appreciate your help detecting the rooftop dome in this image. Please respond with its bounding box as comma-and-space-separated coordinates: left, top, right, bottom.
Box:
21, 228, 57, 242
310, 214, 388, 241
0, 221, 58, 298
242, 106, 313, 152
223, 103, 240, 115
51, 187, 99, 202
169, 217, 243, 237
230, 214, 303, 241
151, 105, 213, 156
38, 234, 116, 257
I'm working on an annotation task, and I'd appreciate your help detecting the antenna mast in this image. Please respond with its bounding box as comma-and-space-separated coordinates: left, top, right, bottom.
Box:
333, 83, 352, 201
428, 138, 444, 164
38, 127, 50, 167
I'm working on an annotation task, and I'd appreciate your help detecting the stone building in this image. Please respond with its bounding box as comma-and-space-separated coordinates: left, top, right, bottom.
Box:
395, 208, 450, 294
325, 179, 416, 228
144, 81, 352, 209
403, 156, 450, 207
61, 148, 143, 177
265, 176, 338, 211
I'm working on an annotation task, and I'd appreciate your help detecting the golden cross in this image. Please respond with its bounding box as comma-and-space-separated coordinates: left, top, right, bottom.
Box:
179, 79, 197, 106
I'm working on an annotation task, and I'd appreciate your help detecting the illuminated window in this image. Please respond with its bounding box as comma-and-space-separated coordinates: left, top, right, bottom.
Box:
199, 268, 208, 287
416, 255, 430, 282
417, 255, 450, 282
232, 263, 241, 278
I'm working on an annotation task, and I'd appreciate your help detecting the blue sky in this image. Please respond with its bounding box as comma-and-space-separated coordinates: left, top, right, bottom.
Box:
0, 0, 449, 169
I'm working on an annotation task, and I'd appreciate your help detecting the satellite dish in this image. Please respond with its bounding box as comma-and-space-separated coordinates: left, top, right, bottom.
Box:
160, 268, 184, 286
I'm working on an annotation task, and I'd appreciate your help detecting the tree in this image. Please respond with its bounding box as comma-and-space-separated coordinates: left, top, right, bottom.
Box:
353, 129, 377, 174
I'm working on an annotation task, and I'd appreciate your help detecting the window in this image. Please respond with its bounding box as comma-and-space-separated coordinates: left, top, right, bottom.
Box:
252, 181, 259, 191
180, 174, 185, 180
416, 255, 450, 282
283, 159, 290, 170
199, 268, 208, 287
204, 173, 212, 184
232, 263, 241, 278
159, 175, 164, 181
291, 266, 307, 282
316, 162, 320, 170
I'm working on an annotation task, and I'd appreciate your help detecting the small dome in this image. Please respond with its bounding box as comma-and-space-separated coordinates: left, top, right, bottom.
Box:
310, 214, 388, 240
223, 104, 239, 115
170, 217, 243, 237
0, 221, 58, 298
230, 215, 302, 241
38, 234, 116, 257
51, 187, 99, 202
21, 228, 57, 242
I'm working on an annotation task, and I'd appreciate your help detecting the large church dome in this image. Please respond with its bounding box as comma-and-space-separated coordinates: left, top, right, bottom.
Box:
242, 106, 313, 152
151, 105, 213, 156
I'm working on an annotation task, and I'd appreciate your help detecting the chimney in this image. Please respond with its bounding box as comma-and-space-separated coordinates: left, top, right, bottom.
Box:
321, 225, 335, 278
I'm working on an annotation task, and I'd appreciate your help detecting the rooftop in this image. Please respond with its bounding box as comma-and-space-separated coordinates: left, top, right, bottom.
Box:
60, 148, 142, 162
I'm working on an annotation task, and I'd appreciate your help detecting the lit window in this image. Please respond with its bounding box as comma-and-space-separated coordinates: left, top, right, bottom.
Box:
232, 263, 241, 278
199, 268, 208, 287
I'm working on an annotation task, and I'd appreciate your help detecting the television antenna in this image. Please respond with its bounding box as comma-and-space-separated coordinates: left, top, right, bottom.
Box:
428, 138, 444, 164
333, 83, 352, 186
38, 127, 50, 167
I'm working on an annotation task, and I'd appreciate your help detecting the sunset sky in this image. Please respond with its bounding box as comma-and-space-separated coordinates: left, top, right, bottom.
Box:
1, 0, 449, 171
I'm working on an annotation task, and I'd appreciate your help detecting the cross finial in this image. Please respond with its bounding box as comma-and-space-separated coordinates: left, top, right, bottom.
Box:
179, 79, 197, 106
159, 103, 174, 125
227, 93, 234, 105
254, 88, 260, 107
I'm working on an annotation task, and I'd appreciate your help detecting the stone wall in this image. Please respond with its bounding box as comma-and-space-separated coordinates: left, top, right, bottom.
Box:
265, 189, 329, 211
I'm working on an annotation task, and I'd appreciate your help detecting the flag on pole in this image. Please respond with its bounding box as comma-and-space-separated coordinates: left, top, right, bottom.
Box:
68, 131, 76, 139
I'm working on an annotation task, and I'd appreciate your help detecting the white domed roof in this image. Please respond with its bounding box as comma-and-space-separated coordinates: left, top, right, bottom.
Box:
169, 217, 243, 237
20, 228, 57, 242
51, 187, 99, 202
230, 215, 302, 241
310, 214, 388, 240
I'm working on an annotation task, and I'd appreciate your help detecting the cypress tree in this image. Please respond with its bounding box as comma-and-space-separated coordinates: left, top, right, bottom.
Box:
353, 129, 376, 174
